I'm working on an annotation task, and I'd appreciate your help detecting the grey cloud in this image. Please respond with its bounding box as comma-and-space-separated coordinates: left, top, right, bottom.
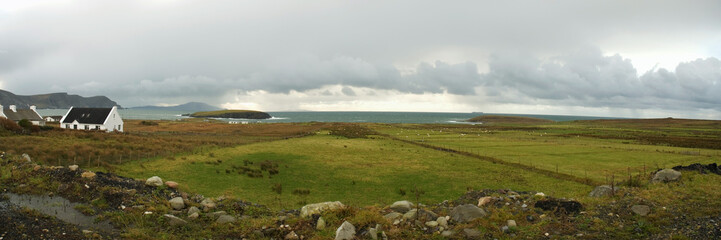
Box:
341, 86, 356, 96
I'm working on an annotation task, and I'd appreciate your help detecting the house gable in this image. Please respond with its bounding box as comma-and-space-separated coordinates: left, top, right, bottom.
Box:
61, 108, 113, 124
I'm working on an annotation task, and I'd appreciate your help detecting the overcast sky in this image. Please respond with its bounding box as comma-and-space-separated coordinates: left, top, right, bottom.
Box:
1, 0, 720, 119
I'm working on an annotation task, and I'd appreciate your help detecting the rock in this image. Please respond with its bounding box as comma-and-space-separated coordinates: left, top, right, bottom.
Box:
383, 212, 403, 221
588, 185, 617, 197
368, 227, 378, 240
450, 204, 487, 223
81, 171, 96, 179
335, 221, 356, 240
425, 221, 438, 228
187, 206, 200, 216
501, 225, 509, 233
188, 212, 199, 220
22, 153, 31, 162
33, 165, 42, 171
145, 176, 163, 187
631, 205, 650, 216
216, 215, 236, 224
284, 231, 299, 240
316, 217, 326, 230
437, 216, 448, 228
300, 201, 344, 218
201, 198, 216, 210
463, 228, 481, 239
534, 199, 583, 214
390, 200, 413, 213
82, 230, 93, 234
169, 197, 185, 210
653, 169, 682, 183
526, 215, 535, 222
208, 211, 227, 219
441, 230, 455, 237
164, 214, 187, 226
165, 181, 179, 189
477, 196, 493, 207
402, 209, 417, 220
507, 219, 517, 227
535, 192, 546, 197
68, 165, 79, 171
418, 209, 438, 220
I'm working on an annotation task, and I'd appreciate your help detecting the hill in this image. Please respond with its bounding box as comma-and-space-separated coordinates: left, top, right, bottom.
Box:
189, 109, 272, 119
0, 89, 120, 108
131, 102, 221, 112
467, 115, 555, 124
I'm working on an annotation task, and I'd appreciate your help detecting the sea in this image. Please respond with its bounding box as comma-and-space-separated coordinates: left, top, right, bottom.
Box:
38, 109, 618, 124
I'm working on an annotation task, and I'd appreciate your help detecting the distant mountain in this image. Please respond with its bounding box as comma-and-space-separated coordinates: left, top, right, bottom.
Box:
0, 89, 120, 109
131, 102, 222, 112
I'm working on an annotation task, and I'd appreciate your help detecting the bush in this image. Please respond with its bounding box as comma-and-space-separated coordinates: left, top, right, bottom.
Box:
0, 117, 22, 133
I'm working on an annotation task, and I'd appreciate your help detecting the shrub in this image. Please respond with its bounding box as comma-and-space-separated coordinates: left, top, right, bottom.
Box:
0, 117, 22, 133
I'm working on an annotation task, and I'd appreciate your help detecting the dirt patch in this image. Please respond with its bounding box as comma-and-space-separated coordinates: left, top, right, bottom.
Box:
672, 163, 721, 175
534, 199, 583, 215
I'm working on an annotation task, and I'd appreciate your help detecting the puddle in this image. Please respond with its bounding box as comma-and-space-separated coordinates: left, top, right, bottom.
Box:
1, 192, 114, 232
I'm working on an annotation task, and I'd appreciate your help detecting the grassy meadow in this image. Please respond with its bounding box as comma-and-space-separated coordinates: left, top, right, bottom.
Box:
4, 117, 721, 210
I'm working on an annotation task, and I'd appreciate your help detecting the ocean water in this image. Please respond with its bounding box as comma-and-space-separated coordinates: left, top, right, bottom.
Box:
38, 109, 617, 124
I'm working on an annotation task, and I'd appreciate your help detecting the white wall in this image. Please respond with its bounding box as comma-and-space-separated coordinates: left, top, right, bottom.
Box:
102, 106, 124, 132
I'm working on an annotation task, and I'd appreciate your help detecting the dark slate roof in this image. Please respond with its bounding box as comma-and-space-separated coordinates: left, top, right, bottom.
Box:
62, 108, 112, 124
2, 109, 43, 121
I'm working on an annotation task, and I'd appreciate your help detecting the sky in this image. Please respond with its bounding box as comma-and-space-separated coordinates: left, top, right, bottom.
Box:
1, 0, 720, 119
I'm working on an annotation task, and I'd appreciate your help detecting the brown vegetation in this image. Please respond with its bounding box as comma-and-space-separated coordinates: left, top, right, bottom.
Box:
467, 115, 556, 124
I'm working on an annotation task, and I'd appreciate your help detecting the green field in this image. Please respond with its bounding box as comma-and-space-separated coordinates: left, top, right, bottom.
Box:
116, 132, 590, 208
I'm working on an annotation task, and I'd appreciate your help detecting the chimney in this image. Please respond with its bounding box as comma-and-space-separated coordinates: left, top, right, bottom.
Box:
9, 105, 16, 112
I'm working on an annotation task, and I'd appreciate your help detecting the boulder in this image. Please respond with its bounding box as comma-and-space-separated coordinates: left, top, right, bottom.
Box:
169, 197, 185, 210
201, 198, 216, 210
450, 204, 487, 223
22, 153, 31, 162
588, 185, 617, 197
68, 165, 79, 171
436, 216, 448, 228
187, 212, 199, 220
389, 200, 413, 213
163, 214, 187, 226
402, 209, 417, 220
477, 196, 493, 207
81, 172, 96, 179
316, 217, 326, 230
145, 176, 163, 187
507, 219, 517, 227
208, 211, 228, 219
300, 201, 344, 218
425, 221, 438, 228
383, 212, 403, 221
216, 214, 236, 224
284, 231, 299, 240
631, 205, 650, 216
463, 228, 481, 239
441, 230, 455, 237
165, 181, 179, 189
187, 206, 200, 216
335, 221, 356, 240
652, 169, 682, 183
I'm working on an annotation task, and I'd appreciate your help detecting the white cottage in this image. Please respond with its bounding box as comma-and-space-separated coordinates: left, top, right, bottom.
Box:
0, 105, 45, 126
60, 106, 123, 132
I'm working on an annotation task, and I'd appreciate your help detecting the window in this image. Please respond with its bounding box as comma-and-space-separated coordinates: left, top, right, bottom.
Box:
95, 126, 100, 130
65, 124, 70, 128
118, 125, 122, 131
84, 125, 89, 130
73, 125, 77, 129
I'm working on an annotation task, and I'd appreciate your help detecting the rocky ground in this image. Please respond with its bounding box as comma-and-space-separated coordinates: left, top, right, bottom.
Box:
1, 153, 721, 239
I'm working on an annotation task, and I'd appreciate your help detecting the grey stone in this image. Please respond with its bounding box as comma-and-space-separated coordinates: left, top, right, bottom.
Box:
201, 198, 216, 210
216, 214, 236, 224
335, 221, 356, 240
463, 228, 481, 239
402, 209, 418, 220
390, 200, 413, 213
208, 211, 228, 219
369, 228, 378, 240
187, 212, 199, 220
501, 225, 509, 233
653, 169, 682, 183
301, 201, 344, 218
441, 230, 455, 237
187, 206, 200, 216
631, 205, 650, 216
588, 185, 618, 197
68, 165, 79, 171
316, 217, 326, 230
450, 204, 487, 223
284, 231, 299, 240
145, 176, 163, 187
507, 219, 517, 227
169, 197, 185, 210
383, 212, 403, 221
436, 216, 448, 228
22, 153, 31, 162
163, 214, 187, 226
425, 221, 438, 228
418, 209, 439, 221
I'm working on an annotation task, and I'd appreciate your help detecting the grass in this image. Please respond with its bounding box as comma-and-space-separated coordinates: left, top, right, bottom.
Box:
115, 133, 589, 209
